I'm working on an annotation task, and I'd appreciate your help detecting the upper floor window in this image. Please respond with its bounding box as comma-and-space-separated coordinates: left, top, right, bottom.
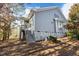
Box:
54, 13, 59, 18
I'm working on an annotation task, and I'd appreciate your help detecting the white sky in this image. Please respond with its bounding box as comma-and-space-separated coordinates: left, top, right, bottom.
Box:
23, 7, 40, 17
22, 9, 30, 17
61, 3, 74, 19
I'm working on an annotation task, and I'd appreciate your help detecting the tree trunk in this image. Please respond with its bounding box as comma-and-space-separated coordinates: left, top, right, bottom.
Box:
2, 25, 10, 40
3, 30, 7, 40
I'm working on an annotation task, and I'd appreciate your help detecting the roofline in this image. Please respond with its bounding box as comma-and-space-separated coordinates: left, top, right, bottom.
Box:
58, 8, 67, 21
32, 6, 60, 12
26, 6, 67, 21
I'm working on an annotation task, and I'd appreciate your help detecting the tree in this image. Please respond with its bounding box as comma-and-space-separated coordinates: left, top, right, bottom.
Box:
65, 3, 79, 39
0, 4, 14, 40
0, 3, 26, 40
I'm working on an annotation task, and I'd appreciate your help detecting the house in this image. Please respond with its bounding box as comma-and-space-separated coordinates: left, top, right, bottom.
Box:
20, 6, 67, 43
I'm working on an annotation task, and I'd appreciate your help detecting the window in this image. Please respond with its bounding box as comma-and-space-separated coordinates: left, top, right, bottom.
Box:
54, 13, 59, 18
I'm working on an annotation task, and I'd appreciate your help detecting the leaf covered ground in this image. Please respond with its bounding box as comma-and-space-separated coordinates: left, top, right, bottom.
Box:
0, 37, 79, 56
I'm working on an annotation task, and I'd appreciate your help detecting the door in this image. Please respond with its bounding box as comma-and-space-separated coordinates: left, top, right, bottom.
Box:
20, 30, 26, 41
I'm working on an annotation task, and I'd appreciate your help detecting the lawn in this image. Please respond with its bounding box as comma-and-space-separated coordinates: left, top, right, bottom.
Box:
0, 37, 79, 56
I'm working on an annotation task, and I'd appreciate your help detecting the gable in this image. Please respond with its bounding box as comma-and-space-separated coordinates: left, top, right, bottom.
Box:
27, 7, 66, 23
49, 8, 66, 22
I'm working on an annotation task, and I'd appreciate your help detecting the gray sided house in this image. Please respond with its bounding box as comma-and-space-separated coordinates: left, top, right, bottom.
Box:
20, 7, 67, 43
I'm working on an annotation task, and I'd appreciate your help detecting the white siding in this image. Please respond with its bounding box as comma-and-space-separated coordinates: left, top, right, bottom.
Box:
30, 13, 35, 31
35, 10, 55, 33
31, 8, 66, 40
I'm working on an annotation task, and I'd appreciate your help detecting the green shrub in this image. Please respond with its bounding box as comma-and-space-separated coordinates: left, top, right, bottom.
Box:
47, 35, 57, 42
66, 31, 74, 39
75, 33, 79, 40
66, 31, 79, 40
66, 32, 72, 36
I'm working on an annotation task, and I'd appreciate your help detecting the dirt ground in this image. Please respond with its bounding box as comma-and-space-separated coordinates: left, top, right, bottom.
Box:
0, 37, 79, 56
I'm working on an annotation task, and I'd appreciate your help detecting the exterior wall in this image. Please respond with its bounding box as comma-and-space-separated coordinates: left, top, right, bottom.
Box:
30, 13, 35, 31
33, 8, 66, 40
9, 27, 20, 39
27, 8, 66, 41
35, 10, 54, 32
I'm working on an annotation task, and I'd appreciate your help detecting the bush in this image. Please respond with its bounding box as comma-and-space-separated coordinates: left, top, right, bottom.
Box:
66, 31, 79, 40
66, 32, 72, 36
47, 35, 57, 42
75, 33, 79, 40
66, 31, 74, 39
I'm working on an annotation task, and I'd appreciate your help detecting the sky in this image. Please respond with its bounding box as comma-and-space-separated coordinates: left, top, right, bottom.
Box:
23, 3, 74, 19
24, 3, 64, 8
61, 3, 73, 19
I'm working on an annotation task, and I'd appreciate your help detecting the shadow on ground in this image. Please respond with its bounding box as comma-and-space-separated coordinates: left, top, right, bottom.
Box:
0, 37, 79, 56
